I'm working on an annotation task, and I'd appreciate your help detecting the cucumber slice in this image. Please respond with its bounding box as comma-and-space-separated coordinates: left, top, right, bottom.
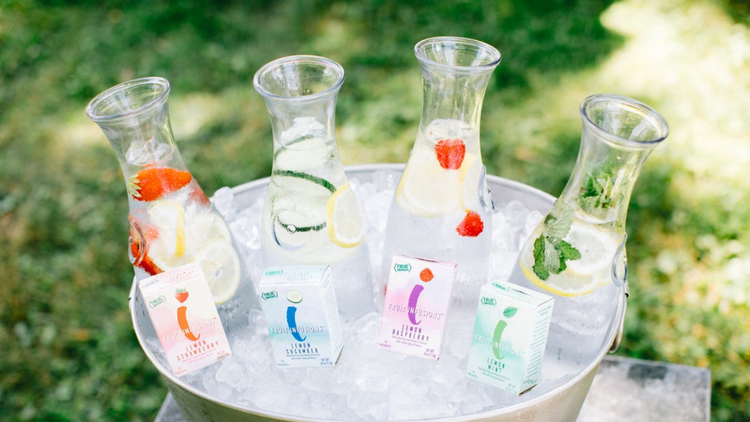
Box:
268, 169, 335, 251
271, 170, 336, 194
273, 134, 314, 158
272, 208, 326, 251
274, 136, 333, 172
277, 214, 326, 233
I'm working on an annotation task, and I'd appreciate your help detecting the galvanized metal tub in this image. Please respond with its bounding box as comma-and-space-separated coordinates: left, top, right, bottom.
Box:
130, 163, 627, 422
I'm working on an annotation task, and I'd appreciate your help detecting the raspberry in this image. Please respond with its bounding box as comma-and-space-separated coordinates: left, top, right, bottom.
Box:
456, 211, 484, 237
420, 268, 434, 282
435, 139, 466, 170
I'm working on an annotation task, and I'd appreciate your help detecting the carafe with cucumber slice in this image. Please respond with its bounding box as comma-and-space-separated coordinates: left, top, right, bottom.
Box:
254, 56, 374, 321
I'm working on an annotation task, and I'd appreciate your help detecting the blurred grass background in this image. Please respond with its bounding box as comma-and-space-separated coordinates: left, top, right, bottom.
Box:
1, 0, 749, 420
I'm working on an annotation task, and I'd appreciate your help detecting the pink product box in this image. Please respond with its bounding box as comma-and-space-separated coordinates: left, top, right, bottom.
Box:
378, 255, 456, 360
139, 262, 231, 377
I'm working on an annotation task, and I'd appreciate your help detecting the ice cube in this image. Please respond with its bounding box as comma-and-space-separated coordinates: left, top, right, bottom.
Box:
215, 357, 247, 388
280, 117, 327, 142
354, 362, 388, 392
524, 210, 543, 238
458, 387, 495, 414
211, 187, 235, 220
501, 200, 530, 231
348, 391, 390, 420
124, 137, 173, 166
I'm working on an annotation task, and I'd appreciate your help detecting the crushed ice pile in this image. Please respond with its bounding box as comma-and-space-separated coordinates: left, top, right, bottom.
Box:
143, 169, 591, 421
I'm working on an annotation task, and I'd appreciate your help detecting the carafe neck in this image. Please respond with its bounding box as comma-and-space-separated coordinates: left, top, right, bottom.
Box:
559, 95, 669, 230
262, 95, 338, 154
253, 55, 344, 155
85, 77, 183, 172
414, 37, 501, 143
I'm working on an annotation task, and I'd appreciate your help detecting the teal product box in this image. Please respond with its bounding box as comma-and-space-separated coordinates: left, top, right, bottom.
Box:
466, 280, 554, 394
259, 266, 343, 368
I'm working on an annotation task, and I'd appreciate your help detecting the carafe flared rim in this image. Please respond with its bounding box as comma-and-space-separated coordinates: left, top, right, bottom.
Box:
414, 36, 501, 73
253, 55, 345, 103
85, 77, 170, 123
580, 94, 669, 149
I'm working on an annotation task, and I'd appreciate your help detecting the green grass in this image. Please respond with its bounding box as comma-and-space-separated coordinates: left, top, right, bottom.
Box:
2, 0, 749, 420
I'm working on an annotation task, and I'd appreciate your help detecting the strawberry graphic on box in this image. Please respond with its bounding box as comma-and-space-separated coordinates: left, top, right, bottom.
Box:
175, 288, 189, 303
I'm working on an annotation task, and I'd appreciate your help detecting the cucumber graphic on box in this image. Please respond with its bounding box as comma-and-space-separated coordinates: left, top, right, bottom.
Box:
286, 290, 303, 304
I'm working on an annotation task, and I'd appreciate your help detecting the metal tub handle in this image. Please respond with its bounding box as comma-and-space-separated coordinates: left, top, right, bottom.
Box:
609, 234, 629, 353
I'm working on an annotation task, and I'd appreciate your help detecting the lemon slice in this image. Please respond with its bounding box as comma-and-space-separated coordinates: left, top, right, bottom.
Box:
396, 149, 463, 217
326, 183, 365, 248
193, 238, 241, 305
564, 225, 620, 281
461, 158, 483, 212
521, 263, 598, 297
147, 200, 187, 269
521, 224, 621, 297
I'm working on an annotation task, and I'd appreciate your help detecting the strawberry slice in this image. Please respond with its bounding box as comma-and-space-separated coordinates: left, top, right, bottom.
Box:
190, 188, 211, 207
435, 139, 466, 170
456, 211, 484, 237
128, 167, 192, 202
136, 253, 162, 276
129, 215, 163, 276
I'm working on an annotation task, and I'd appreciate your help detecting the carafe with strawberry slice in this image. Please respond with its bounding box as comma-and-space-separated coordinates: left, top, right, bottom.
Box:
86, 77, 255, 327
254, 56, 374, 321
382, 37, 502, 311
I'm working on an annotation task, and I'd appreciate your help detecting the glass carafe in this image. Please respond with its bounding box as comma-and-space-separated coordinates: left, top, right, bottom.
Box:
86, 77, 255, 327
254, 56, 374, 321
510, 94, 669, 355
381, 37, 502, 310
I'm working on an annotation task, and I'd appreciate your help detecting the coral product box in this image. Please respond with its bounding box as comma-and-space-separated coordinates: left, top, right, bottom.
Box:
139, 262, 231, 377
378, 255, 456, 360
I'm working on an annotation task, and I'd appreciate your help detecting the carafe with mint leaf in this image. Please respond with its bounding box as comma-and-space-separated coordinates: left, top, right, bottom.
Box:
510, 94, 668, 353
254, 55, 373, 321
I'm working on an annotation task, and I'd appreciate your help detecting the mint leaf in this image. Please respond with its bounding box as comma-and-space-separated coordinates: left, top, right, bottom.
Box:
503, 307, 518, 319
532, 235, 550, 280
556, 239, 581, 261
531, 203, 582, 281
533, 235, 564, 279
554, 239, 581, 273
546, 203, 575, 239
577, 161, 618, 213
543, 237, 562, 273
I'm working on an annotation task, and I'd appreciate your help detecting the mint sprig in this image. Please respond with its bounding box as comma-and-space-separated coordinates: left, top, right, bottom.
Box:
577, 160, 619, 214
532, 203, 581, 281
